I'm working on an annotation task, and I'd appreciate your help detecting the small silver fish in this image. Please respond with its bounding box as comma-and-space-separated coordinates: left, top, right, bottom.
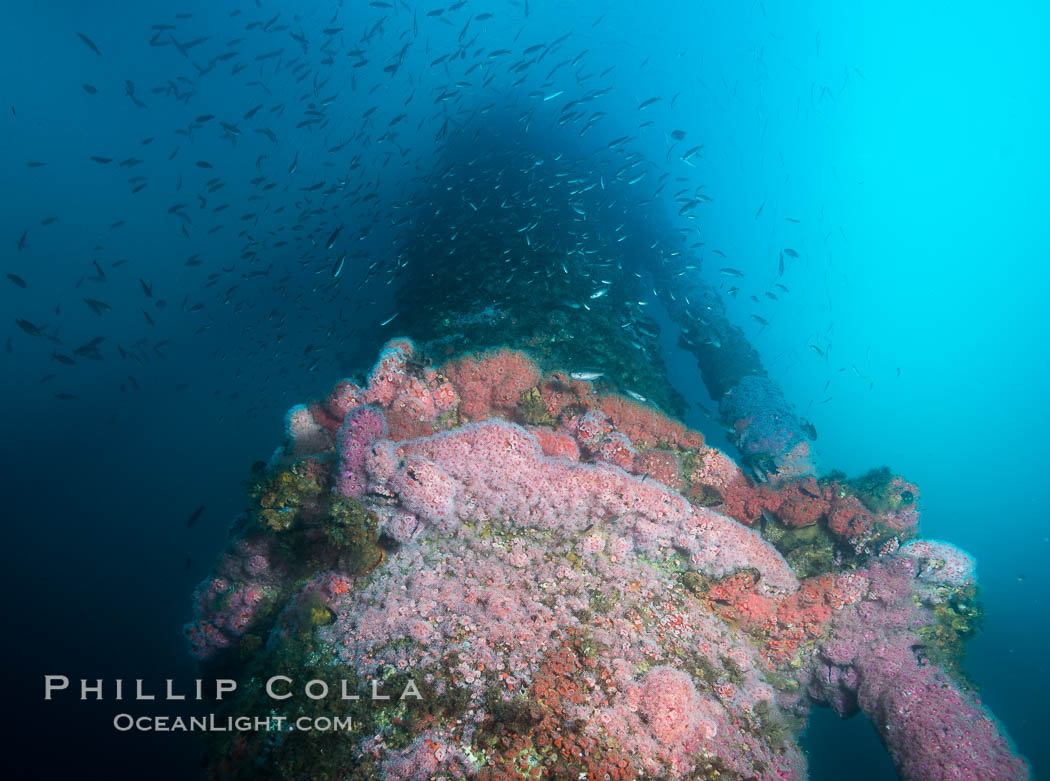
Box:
570, 369, 604, 381
625, 389, 648, 403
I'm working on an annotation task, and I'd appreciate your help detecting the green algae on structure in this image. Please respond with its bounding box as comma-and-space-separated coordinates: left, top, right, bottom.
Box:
249, 456, 386, 577
917, 582, 983, 689
517, 385, 556, 425
252, 461, 326, 533
848, 466, 912, 514
321, 497, 386, 575
759, 519, 837, 579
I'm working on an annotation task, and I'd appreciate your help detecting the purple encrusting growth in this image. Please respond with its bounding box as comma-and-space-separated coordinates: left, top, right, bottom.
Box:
897, 538, 976, 586
368, 419, 798, 594
335, 405, 388, 498
720, 375, 808, 462
187, 340, 1031, 779
321, 418, 807, 778
808, 558, 1029, 780
184, 536, 281, 660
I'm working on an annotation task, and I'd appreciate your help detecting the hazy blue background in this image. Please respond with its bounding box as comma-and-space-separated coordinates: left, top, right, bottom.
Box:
2, 0, 1045, 778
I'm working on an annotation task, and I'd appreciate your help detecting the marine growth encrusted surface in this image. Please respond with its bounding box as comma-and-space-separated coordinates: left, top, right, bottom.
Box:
187, 338, 1029, 781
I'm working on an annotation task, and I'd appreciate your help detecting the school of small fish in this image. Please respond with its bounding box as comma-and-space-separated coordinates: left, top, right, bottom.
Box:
6, 1, 881, 454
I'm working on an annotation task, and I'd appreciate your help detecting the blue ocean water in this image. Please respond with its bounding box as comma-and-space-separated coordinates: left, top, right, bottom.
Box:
2, 0, 1046, 778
